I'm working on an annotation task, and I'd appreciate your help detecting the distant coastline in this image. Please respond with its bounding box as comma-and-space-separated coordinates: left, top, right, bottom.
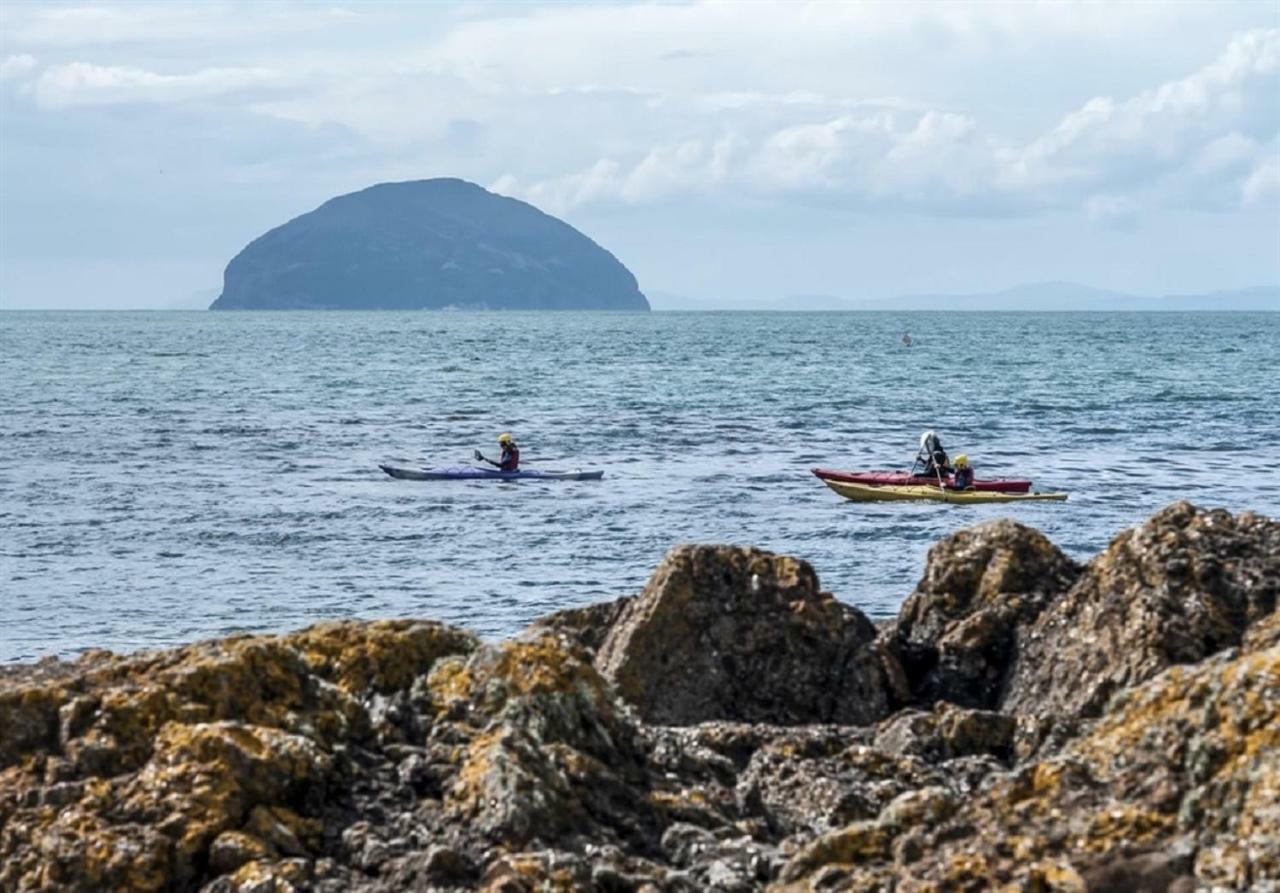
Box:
646, 282, 1280, 312
3, 281, 1275, 312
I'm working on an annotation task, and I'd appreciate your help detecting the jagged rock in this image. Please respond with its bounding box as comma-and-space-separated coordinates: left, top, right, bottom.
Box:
530, 596, 635, 656
594, 545, 893, 725
885, 519, 1081, 709
777, 820, 894, 883
776, 613, 1280, 891
0, 621, 477, 893
1079, 848, 1196, 893
208, 831, 272, 876
734, 737, 950, 841
423, 632, 659, 849
1, 505, 1275, 893
872, 702, 1016, 763
1004, 502, 1280, 720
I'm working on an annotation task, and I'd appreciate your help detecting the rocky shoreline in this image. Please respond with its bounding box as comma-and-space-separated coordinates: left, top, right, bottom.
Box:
2, 501, 1277, 892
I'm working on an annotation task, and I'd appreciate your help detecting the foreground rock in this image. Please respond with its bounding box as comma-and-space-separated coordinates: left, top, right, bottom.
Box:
884, 518, 1082, 709
1, 502, 1276, 892
1003, 502, 1280, 721
0, 620, 478, 892
554, 544, 894, 726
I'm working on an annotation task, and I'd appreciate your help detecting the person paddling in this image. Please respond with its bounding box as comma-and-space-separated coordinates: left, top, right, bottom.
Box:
914, 430, 952, 478
475, 433, 520, 472
948, 454, 975, 490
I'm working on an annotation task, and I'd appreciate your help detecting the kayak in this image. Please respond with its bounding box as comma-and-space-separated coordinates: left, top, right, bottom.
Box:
821, 478, 1067, 504
379, 464, 604, 482
812, 468, 1032, 493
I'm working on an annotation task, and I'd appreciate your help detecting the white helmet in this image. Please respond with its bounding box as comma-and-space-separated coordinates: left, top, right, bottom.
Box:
920, 430, 936, 448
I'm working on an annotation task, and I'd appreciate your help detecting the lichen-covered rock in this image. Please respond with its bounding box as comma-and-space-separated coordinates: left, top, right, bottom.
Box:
423, 631, 660, 849
885, 519, 1082, 709
0, 621, 477, 893
594, 545, 893, 725
527, 595, 635, 656
1004, 502, 1280, 720
775, 616, 1280, 892
872, 701, 1016, 763
1, 504, 1275, 893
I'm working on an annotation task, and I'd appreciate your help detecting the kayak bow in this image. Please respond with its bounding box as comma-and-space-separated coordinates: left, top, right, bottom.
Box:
379, 464, 604, 482
821, 478, 1067, 504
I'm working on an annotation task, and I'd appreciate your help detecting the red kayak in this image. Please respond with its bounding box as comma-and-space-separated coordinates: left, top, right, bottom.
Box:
812, 468, 1032, 493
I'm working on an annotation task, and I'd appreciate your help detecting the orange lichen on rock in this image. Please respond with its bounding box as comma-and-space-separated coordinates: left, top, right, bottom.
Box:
0, 504, 1274, 892
0, 620, 477, 893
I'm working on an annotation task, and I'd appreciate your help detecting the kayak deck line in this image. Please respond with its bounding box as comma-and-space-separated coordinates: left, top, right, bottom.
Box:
811, 468, 1033, 494
820, 478, 1068, 504
379, 464, 604, 482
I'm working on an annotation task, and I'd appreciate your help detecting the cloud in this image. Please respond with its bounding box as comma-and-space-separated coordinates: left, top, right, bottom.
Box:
0, 54, 37, 82
1018, 29, 1278, 175
1242, 153, 1280, 205
5, 3, 355, 47
1192, 132, 1258, 175
490, 28, 1279, 219
1085, 193, 1140, 228
31, 62, 283, 108
3, 4, 1277, 231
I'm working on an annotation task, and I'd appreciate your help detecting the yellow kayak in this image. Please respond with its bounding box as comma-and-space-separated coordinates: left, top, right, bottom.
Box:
822, 478, 1068, 504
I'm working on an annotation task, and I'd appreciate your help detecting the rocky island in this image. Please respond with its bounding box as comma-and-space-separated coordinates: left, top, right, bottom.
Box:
2, 502, 1277, 892
209, 179, 649, 311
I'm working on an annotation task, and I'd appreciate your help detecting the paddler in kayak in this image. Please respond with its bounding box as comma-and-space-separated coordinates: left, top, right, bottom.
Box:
475, 433, 520, 471
948, 455, 975, 490
914, 430, 952, 478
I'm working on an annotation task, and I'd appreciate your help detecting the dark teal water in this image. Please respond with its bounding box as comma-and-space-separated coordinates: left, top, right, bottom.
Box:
2, 311, 1277, 662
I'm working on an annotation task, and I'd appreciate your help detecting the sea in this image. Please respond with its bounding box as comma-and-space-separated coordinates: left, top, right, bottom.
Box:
2, 310, 1278, 663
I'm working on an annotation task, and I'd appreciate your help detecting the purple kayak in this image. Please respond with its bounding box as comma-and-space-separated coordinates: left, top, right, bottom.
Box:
379, 464, 604, 482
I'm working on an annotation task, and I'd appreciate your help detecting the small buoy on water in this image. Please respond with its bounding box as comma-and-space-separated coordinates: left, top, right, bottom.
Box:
901, 332, 913, 347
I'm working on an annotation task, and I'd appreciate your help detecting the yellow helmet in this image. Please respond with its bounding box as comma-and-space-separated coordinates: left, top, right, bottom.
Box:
497, 432, 514, 445
954, 454, 969, 468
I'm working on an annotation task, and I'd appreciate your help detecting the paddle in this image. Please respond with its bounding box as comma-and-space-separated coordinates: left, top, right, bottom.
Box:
934, 462, 952, 503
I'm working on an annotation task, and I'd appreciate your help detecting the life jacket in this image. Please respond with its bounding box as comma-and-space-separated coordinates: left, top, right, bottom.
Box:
952, 466, 975, 490
499, 444, 520, 472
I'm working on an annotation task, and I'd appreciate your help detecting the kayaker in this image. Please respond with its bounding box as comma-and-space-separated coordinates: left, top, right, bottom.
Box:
916, 430, 952, 477
475, 433, 520, 471
949, 455, 975, 490
901, 332, 912, 347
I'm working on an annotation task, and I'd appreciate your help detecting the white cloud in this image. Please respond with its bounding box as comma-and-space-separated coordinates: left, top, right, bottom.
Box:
32, 62, 282, 108
490, 27, 1279, 219
5, 3, 356, 47
1020, 29, 1278, 172
2, 1, 1277, 305
1085, 193, 1140, 227
1192, 132, 1258, 175
11, 4, 1269, 221
1242, 153, 1280, 205
0, 54, 37, 82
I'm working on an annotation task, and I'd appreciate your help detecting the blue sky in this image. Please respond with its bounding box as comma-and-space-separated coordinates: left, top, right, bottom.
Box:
1, 1, 1277, 308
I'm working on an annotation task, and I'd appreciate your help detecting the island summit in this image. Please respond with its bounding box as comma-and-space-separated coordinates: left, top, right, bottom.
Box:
210, 178, 649, 311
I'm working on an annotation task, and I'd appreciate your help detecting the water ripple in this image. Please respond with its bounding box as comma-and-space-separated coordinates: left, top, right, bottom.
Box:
1, 310, 1278, 661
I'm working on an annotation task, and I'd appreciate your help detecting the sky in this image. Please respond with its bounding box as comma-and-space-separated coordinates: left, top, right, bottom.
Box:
0, 0, 1277, 309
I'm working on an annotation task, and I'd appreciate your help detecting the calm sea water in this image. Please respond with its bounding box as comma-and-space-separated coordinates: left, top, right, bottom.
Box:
2, 310, 1278, 662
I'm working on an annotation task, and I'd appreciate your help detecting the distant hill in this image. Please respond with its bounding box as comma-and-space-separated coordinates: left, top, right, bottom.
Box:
651, 283, 1279, 311
210, 179, 649, 311
864, 282, 1279, 311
